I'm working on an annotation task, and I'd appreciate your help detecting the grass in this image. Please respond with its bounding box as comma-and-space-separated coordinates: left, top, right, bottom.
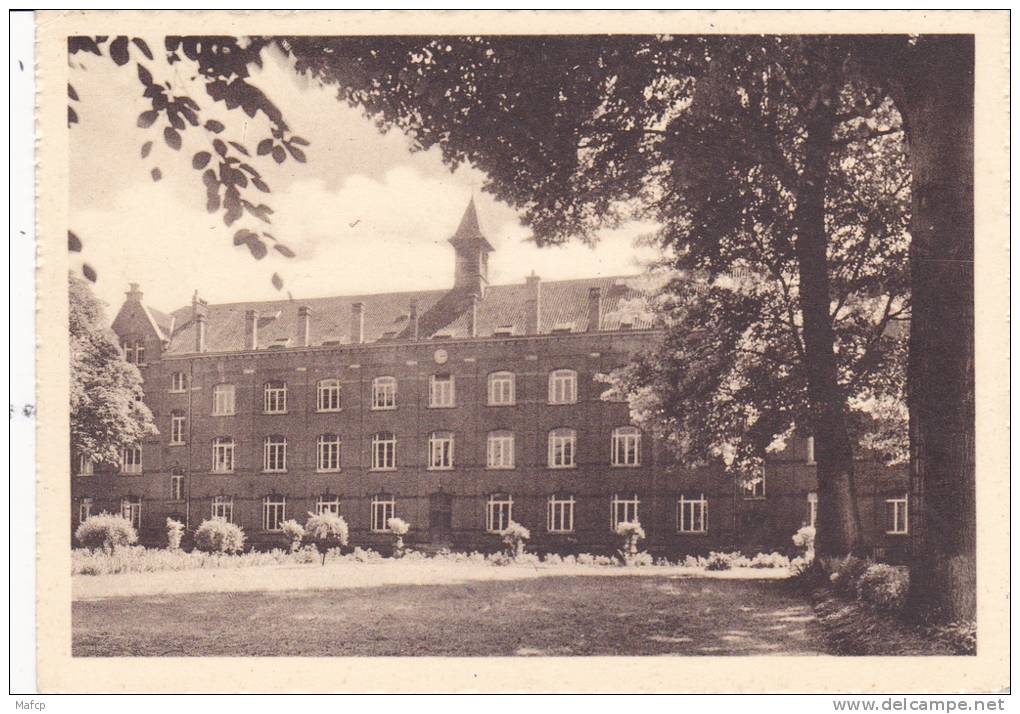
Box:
73, 561, 823, 657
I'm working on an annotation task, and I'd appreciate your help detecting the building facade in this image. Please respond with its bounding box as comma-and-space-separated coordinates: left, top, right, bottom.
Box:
71, 201, 911, 559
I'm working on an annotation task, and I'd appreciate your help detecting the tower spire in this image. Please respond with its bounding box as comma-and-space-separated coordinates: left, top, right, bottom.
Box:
449, 198, 494, 296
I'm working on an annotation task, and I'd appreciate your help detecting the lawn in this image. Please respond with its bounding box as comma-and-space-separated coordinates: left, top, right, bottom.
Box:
72, 561, 828, 656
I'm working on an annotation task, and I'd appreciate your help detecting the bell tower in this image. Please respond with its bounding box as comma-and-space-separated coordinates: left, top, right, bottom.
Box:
449, 197, 494, 297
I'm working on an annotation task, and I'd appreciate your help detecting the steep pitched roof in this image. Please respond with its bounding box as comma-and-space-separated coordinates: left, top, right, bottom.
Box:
160, 275, 655, 355
448, 197, 494, 253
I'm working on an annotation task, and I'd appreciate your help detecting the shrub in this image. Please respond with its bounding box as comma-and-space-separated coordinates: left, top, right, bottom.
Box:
594, 554, 616, 566
615, 520, 645, 557
544, 553, 564, 566
793, 525, 816, 560
350, 547, 381, 563
386, 517, 410, 554
193, 518, 246, 554
576, 553, 596, 566
166, 518, 185, 550
854, 563, 909, 612
625, 551, 654, 567
279, 519, 305, 552
467, 551, 487, 564
487, 551, 512, 566
683, 554, 705, 569
500, 520, 530, 558
929, 620, 977, 655
705, 551, 734, 571
655, 557, 672, 567
830, 554, 870, 595
304, 512, 349, 565
749, 552, 791, 569
75, 513, 138, 554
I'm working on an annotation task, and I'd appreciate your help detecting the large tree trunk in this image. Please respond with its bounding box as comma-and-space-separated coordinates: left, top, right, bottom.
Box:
884, 37, 976, 623
794, 111, 864, 558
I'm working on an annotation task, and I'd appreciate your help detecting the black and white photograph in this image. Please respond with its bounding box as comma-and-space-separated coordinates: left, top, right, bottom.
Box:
22, 9, 1009, 696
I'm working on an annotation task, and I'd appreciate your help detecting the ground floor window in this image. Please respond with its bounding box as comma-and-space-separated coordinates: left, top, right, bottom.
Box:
610, 494, 640, 530
886, 494, 909, 534
547, 494, 575, 533
263, 496, 286, 531
78, 497, 93, 523
170, 471, 185, 501
677, 494, 707, 533
486, 494, 513, 533
212, 496, 233, 523
120, 496, 141, 530
371, 495, 395, 532
807, 492, 818, 528
316, 496, 341, 516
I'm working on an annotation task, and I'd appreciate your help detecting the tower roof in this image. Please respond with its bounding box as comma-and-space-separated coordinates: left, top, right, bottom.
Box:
448, 197, 495, 252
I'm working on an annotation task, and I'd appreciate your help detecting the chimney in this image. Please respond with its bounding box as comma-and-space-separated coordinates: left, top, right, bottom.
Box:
244, 309, 259, 350
126, 283, 143, 303
298, 306, 312, 347
195, 313, 207, 352
408, 300, 419, 341
525, 272, 541, 335
468, 293, 479, 338
351, 302, 365, 344
587, 286, 603, 332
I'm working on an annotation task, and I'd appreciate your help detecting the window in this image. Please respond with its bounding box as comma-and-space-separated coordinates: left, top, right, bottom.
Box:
548, 369, 577, 404
77, 453, 94, 476
170, 470, 185, 501
548, 428, 576, 468
317, 434, 341, 472
212, 384, 235, 416
371, 376, 397, 410
170, 371, 186, 392
121, 445, 142, 474
263, 381, 287, 414
486, 431, 515, 469
428, 431, 454, 470
78, 498, 93, 523
316, 495, 341, 516
371, 495, 395, 532
123, 340, 145, 365
743, 469, 766, 498
211, 495, 233, 523
486, 494, 514, 533
212, 437, 235, 473
677, 494, 708, 533
806, 436, 816, 464
611, 426, 641, 467
371, 432, 396, 471
170, 411, 186, 444
429, 374, 455, 408
547, 494, 575, 533
610, 493, 640, 529
121, 496, 141, 530
886, 494, 909, 535
263, 436, 287, 472
487, 371, 515, 406
262, 496, 286, 531
807, 492, 818, 528
317, 378, 342, 412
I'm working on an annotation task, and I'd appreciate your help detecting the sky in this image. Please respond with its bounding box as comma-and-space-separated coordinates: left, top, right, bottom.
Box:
70, 40, 660, 316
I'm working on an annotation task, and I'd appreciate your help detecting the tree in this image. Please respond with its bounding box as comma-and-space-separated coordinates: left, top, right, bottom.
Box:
69, 273, 156, 465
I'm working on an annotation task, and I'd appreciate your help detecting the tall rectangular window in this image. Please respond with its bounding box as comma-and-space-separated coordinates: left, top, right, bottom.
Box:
371, 377, 397, 410
371, 495, 395, 532
610, 494, 640, 529
807, 492, 818, 528
212, 496, 233, 523
677, 494, 707, 533
77, 453, 94, 476
78, 497, 93, 523
886, 494, 909, 535
212, 437, 235, 473
121, 496, 142, 530
428, 431, 454, 470
212, 384, 235, 416
121, 445, 142, 474
170, 371, 186, 392
170, 472, 185, 501
371, 432, 396, 471
262, 496, 286, 531
316, 496, 341, 516
263, 381, 287, 414
170, 412, 186, 444
317, 435, 341, 472
317, 378, 342, 412
548, 369, 577, 404
263, 436, 287, 472
611, 426, 641, 467
487, 372, 515, 406
743, 469, 766, 499
486, 494, 513, 533
486, 431, 515, 469
548, 428, 576, 468
547, 495, 575, 533
429, 374, 455, 408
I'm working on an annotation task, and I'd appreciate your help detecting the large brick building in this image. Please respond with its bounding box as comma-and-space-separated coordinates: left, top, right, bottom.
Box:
71, 200, 911, 558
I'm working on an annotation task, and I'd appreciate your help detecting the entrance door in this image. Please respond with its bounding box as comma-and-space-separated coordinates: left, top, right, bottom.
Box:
429, 492, 453, 544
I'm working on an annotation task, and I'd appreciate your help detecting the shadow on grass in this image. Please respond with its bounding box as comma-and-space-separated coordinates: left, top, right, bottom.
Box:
73, 574, 829, 657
